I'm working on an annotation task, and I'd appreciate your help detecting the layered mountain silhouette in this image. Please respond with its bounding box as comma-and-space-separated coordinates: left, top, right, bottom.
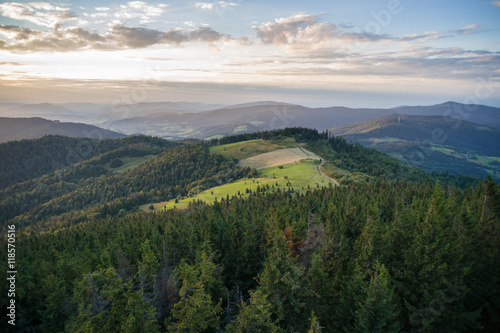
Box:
0, 117, 125, 143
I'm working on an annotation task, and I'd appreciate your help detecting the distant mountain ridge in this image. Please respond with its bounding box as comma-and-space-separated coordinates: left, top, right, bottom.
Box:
96, 101, 500, 139
0, 117, 125, 143
0, 101, 499, 140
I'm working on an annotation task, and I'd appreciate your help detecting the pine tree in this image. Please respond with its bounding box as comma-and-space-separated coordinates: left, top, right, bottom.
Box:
307, 311, 322, 333
226, 289, 281, 332
353, 261, 400, 333
167, 251, 222, 332
254, 216, 314, 331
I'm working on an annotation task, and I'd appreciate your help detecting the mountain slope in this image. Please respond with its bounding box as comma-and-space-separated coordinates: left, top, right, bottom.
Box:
0, 139, 247, 229
0, 135, 174, 189
98, 101, 500, 139
330, 114, 500, 178
0, 117, 125, 143
2, 101, 499, 141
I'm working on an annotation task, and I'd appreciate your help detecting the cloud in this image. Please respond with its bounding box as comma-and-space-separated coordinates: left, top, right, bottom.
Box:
0, 2, 76, 28
0, 25, 41, 41
109, 24, 177, 48
399, 31, 445, 42
109, 24, 234, 48
491, 1, 500, 8
0, 24, 111, 52
253, 14, 399, 45
195, 2, 214, 9
254, 15, 338, 45
114, 1, 169, 24
447, 24, 481, 35
83, 12, 110, 19
195, 1, 239, 10
0, 21, 239, 52
0, 62, 22, 66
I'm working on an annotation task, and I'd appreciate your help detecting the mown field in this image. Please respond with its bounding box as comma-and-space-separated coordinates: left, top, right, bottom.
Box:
239, 147, 321, 169
209, 137, 299, 160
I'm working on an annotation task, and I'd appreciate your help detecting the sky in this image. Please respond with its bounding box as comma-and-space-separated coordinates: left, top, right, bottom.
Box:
0, 0, 499, 108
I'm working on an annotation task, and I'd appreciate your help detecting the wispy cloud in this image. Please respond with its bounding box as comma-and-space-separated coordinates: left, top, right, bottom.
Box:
114, 1, 169, 24
195, 1, 239, 10
0, 62, 22, 66
399, 31, 445, 42
491, 1, 500, 8
447, 24, 481, 35
224, 44, 500, 82
0, 2, 76, 28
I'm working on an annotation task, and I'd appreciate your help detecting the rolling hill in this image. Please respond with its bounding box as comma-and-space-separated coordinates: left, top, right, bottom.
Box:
97, 101, 500, 139
330, 114, 500, 178
0, 117, 125, 143
151, 137, 334, 211
2, 101, 499, 140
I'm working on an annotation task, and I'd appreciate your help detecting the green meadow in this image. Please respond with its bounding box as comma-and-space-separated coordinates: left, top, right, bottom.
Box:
151, 159, 334, 211
140, 138, 339, 212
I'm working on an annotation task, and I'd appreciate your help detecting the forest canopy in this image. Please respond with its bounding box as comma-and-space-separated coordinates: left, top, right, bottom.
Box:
0, 128, 498, 332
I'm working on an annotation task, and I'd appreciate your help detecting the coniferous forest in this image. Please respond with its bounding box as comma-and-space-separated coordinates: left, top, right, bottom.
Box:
1, 128, 499, 332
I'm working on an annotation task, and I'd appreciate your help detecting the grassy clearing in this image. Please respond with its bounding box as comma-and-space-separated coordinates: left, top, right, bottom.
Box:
429, 146, 500, 177
105, 155, 157, 174
147, 159, 335, 212
141, 138, 339, 212
321, 162, 372, 184
249, 121, 265, 126
233, 125, 248, 133
430, 147, 456, 155
430, 147, 500, 167
303, 140, 372, 184
209, 138, 299, 160
369, 137, 407, 144
209, 139, 260, 152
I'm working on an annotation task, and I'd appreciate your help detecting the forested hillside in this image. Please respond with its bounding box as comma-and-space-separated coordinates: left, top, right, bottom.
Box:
1, 143, 249, 230
329, 114, 500, 179
1, 178, 499, 331
0, 135, 170, 189
0, 128, 498, 332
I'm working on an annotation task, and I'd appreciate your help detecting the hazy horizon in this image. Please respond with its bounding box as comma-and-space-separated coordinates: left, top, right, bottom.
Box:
1, 99, 500, 111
